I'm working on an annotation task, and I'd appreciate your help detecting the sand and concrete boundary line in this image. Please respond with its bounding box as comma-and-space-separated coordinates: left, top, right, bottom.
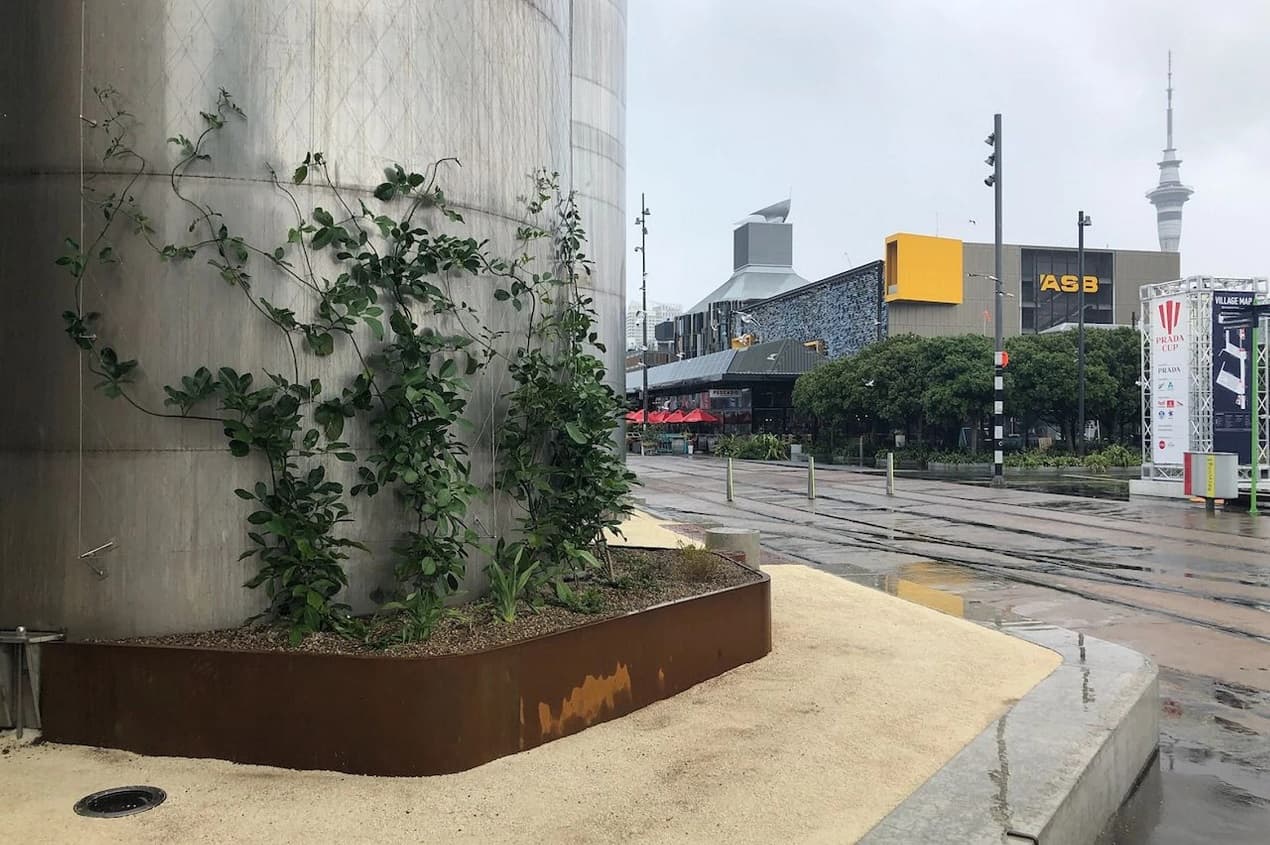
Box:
860, 623, 1159, 844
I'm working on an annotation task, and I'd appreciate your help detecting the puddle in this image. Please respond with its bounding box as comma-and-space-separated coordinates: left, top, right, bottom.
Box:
898, 471, 1131, 501
839, 561, 1027, 626
836, 560, 1270, 845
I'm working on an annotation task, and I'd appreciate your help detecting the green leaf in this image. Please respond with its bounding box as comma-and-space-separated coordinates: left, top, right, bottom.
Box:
228, 439, 250, 457
373, 183, 396, 201
233, 488, 255, 500
292, 164, 308, 184
308, 332, 334, 356
564, 422, 587, 444
364, 316, 384, 341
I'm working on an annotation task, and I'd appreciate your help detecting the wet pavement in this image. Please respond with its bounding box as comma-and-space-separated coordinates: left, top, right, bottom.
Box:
629, 455, 1270, 844
898, 469, 1134, 501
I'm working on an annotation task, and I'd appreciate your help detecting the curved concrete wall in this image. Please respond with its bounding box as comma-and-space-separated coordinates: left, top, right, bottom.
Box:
571, 0, 628, 393
0, 0, 625, 637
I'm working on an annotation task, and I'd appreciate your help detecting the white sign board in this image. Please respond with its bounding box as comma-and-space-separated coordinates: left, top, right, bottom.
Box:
1150, 296, 1190, 464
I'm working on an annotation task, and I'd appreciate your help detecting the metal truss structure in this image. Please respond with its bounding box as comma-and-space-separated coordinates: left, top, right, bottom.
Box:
1140, 276, 1270, 489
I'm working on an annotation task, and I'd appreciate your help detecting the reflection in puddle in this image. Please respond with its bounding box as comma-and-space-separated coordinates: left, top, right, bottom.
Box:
850, 560, 1016, 625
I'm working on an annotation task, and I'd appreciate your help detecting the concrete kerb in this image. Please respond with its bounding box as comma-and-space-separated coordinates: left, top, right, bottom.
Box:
860, 624, 1158, 845
632, 499, 1160, 844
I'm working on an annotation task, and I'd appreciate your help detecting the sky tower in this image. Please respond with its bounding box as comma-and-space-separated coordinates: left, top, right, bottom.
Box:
1146, 52, 1194, 252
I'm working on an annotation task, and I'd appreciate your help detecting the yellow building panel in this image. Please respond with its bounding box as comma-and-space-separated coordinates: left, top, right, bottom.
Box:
884, 233, 964, 304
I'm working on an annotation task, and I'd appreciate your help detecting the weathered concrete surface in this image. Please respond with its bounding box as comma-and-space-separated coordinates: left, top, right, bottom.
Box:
862, 625, 1158, 844
704, 527, 763, 567
0, 1, 627, 638
630, 455, 1270, 843
0, 564, 1057, 844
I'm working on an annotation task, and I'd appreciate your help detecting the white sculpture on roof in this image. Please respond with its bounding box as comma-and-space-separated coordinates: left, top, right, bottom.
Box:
745, 198, 791, 224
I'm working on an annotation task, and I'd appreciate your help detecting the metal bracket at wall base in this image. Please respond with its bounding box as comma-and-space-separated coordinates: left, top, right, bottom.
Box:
2, 629, 64, 737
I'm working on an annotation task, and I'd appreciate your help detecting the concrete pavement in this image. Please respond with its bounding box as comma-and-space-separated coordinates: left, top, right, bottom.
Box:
631, 454, 1269, 843
0, 559, 1058, 844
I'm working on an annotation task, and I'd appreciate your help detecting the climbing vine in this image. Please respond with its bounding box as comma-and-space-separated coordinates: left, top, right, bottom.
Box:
59, 86, 632, 642
494, 173, 636, 613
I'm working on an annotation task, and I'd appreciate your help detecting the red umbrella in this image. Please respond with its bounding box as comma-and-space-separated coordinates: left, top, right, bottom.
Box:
648, 410, 669, 423
681, 408, 720, 424
624, 409, 644, 423
663, 409, 687, 424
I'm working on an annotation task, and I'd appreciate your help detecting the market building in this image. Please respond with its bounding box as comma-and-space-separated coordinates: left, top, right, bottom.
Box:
668, 233, 1181, 359
625, 339, 824, 436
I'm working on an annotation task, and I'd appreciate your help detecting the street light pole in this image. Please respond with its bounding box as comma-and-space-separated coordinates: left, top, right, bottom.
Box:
986, 113, 1005, 488
635, 195, 651, 429
1076, 211, 1092, 456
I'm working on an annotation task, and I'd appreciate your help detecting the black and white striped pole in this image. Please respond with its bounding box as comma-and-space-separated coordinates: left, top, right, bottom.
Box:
984, 113, 1006, 488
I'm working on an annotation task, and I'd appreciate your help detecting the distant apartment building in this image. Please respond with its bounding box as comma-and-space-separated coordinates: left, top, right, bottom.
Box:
625, 300, 681, 352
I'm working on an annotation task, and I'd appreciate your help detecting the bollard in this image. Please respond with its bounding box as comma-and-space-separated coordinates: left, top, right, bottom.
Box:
705, 527, 762, 568
726, 457, 735, 502
886, 452, 895, 497
807, 456, 816, 499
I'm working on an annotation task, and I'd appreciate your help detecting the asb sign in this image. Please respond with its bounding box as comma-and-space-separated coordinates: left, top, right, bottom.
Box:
1151, 297, 1190, 465
1212, 291, 1255, 462
1039, 274, 1100, 294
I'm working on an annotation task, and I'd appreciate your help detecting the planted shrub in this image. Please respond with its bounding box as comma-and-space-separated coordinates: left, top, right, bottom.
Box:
494, 172, 636, 602
676, 544, 722, 583
59, 87, 635, 645
715, 433, 788, 460
487, 541, 539, 624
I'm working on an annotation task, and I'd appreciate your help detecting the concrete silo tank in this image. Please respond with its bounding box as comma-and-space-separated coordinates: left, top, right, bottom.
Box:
0, 0, 626, 638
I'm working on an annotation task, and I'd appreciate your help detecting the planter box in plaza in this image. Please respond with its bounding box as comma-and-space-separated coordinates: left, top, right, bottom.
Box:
39, 555, 771, 776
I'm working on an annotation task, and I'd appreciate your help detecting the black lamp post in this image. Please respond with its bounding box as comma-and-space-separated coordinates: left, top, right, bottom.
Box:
1077, 210, 1092, 455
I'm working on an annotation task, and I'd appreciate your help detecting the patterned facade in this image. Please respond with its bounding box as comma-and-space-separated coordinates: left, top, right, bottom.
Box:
745, 262, 886, 358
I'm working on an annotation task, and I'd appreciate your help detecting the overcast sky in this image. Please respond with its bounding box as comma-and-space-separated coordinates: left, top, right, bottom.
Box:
624, 0, 1270, 309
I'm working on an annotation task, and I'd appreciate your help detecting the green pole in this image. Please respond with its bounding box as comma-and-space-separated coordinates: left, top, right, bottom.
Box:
1252, 321, 1260, 516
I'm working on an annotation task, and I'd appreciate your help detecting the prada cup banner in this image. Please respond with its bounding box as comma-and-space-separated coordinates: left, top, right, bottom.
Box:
1151, 297, 1190, 465
1212, 291, 1255, 463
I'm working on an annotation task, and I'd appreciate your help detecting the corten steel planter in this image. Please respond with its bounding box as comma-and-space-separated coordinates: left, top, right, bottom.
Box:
40, 558, 771, 776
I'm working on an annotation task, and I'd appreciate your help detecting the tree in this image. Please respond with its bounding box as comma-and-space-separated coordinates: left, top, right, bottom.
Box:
866, 334, 929, 439
1005, 330, 1116, 447
797, 330, 1139, 455
920, 334, 993, 451
1086, 327, 1142, 445
1006, 333, 1076, 444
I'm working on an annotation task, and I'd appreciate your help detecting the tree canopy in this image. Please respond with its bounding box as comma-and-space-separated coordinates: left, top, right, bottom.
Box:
793, 328, 1142, 451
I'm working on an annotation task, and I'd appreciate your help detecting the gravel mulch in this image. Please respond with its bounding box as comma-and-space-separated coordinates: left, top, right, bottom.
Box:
108, 547, 759, 658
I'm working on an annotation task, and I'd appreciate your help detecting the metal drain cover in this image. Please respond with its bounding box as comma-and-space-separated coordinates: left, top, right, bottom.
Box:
73, 785, 166, 818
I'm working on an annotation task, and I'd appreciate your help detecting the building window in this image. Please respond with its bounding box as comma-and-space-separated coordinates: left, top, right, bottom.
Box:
1020, 248, 1114, 333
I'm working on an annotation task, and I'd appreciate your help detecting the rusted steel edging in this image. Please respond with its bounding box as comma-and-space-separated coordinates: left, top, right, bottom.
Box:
40, 554, 771, 776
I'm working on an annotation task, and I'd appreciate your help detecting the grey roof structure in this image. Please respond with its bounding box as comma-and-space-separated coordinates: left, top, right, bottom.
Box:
625, 339, 825, 394
687, 266, 811, 312
685, 198, 810, 313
